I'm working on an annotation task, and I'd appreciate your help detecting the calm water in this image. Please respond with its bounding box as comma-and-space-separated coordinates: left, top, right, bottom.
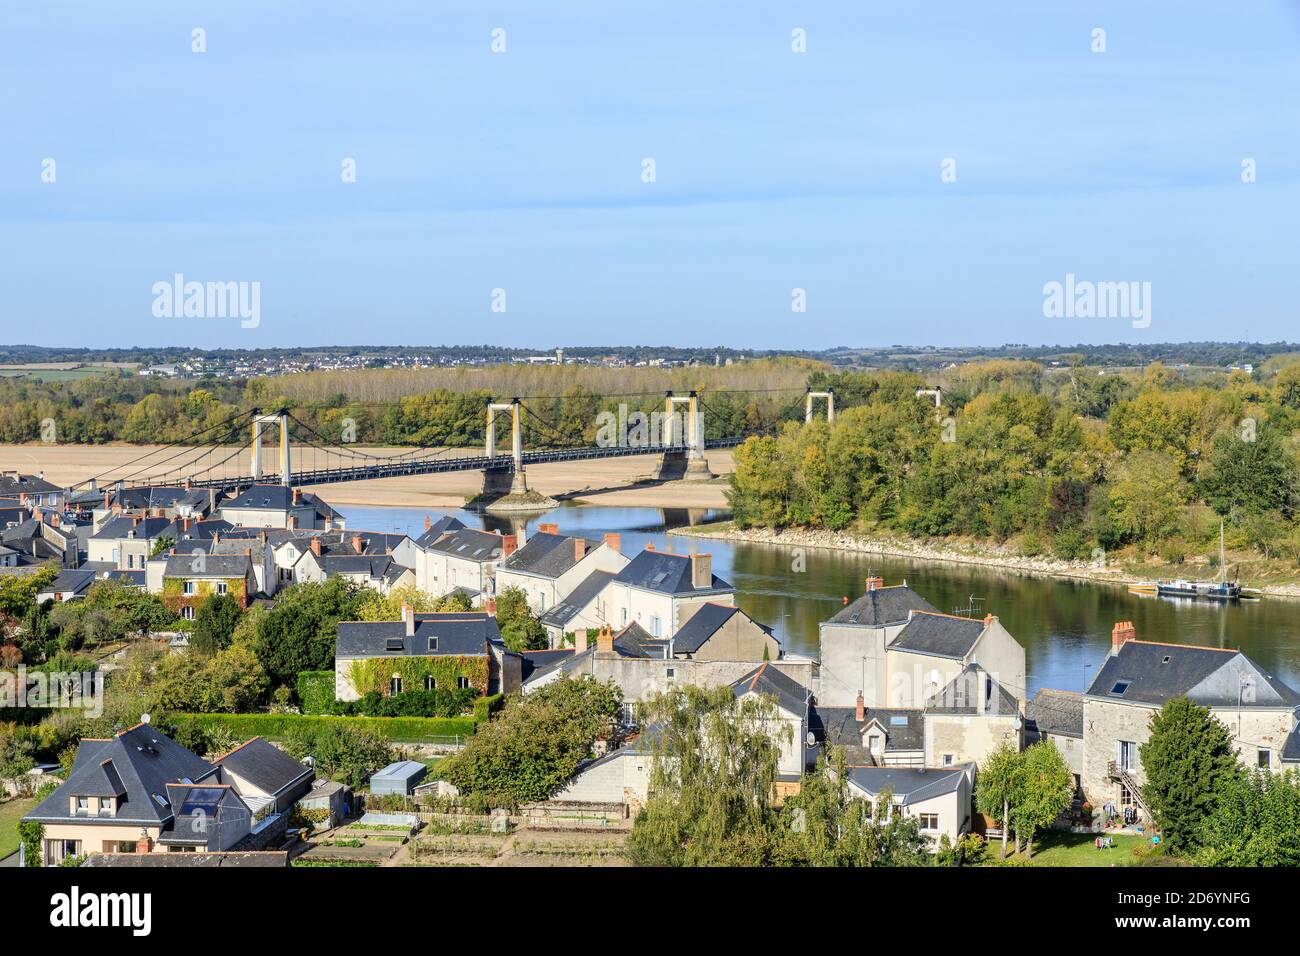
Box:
342, 503, 1300, 697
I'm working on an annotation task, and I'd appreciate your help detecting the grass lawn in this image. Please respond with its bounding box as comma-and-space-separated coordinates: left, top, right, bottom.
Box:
0, 797, 38, 860
988, 831, 1170, 867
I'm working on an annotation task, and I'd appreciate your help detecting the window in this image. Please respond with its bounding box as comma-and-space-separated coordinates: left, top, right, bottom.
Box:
1118, 740, 1137, 771
217, 582, 227, 595
1109, 680, 1131, 697
390, 676, 403, 695
457, 677, 470, 690
868, 734, 882, 752
424, 675, 436, 691
1259, 749, 1271, 769
538, 593, 546, 611
621, 607, 628, 626
182, 606, 195, 620
428, 637, 438, 652
942, 754, 954, 766
650, 615, 661, 637
76, 796, 89, 815
666, 668, 675, 679
917, 813, 939, 831
183, 581, 196, 595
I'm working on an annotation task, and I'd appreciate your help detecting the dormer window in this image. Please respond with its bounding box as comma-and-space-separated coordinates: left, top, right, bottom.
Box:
428, 637, 438, 652
76, 796, 89, 815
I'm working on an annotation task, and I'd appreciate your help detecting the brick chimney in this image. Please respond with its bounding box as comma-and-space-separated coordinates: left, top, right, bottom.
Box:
855, 691, 865, 722
603, 532, 621, 555
540, 522, 559, 535
352, 533, 364, 553
500, 534, 518, 558
842, 595, 850, 606
292, 488, 302, 505
181, 517, 191, 533
690, 552, 712, 589
596, 624, 614, 654
403, 603, 415, 638
310, 537, 322, 556
574, 537, 588, 561
135, 835, 151, 854
574, 629, 588, 653
485, 596, 497, 615
984, 613, 997, 627
1111, 620, 1136, 654
646, 542, 655, 552
865, 576, 883, 591
424, 514, 431, 531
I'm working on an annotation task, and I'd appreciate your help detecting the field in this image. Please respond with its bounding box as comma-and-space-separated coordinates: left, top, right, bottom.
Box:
0, 363, 136, 382
988, 831, 1173, 867
0, 796, 37, 860
0, 442, 735, 510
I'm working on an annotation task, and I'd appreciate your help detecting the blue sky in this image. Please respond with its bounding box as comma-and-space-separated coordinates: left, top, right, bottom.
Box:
3, 1, 1299, 349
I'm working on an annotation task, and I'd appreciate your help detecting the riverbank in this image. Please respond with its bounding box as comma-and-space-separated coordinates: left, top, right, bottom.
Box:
670, 521, 1300, 599
0, 443, 735, 511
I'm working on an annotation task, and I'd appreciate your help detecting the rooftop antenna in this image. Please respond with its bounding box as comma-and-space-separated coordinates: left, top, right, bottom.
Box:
953, 594, 984, 617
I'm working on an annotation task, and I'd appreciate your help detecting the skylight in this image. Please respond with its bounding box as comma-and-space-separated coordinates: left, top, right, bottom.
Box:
1110, 680, 1131, 696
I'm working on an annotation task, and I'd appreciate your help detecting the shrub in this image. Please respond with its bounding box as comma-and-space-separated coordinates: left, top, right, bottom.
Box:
162, 712, 477, 744
295, 671, 336, 715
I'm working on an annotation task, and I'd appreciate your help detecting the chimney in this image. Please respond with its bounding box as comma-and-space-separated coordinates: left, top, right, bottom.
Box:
574, 629, 588, 653
603, 532, 621, 555
486, 596, 497, 615
690, 552, 712, 589
855, 691, 865, 722
287, 515, 297, 530
646, 542, 656, 552
424, 514, 431, 531
1111, 620, 1136, 654
574, 537, 588, 561
352, 533, 364, 553
135, 835, 151, 855
500, 534, 518, 557
596, 624, 614, 654
541, 522, 559, 535
983, 613, 996, 627
865, 576, 883, 591
182, 517, 191, 533
292, 488, 302, 505
842, 595, 849, 606
403, 603, 415, 638
310, 538, 322, 556
131, 515, 140, 526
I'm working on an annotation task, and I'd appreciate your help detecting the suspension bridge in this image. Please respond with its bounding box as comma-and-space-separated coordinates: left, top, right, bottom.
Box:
69, 388, 836, 500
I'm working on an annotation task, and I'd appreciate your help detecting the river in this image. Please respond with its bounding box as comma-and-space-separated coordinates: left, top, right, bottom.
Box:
342, 502, 1300, 698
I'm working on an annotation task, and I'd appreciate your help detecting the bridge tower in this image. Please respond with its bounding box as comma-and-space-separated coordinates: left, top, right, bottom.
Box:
251, 411, 292, 486
657, 391, 713, 480
806, 387, 835, 423
484, 397, 528, 496
915, 385, 943, 408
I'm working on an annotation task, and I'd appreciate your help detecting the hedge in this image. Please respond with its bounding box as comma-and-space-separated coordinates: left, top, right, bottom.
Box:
296, 671, 337, 715
165, 712, 477, 743
473, 693, 505, 722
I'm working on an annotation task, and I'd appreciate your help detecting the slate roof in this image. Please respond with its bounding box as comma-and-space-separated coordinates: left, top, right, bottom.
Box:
424, 528, 502, 562
91, 515, 173, 541
320, 554, 403, 579
613, 622, 670, 658
82, 851, 289, 868
336, 612, 502, 658
41, 568, 97, 597
889, 612, 986, 659
540, 569, 616, 628
1084, 640, 1300, 708
731, 662, 811, 716
1026, 688, 1084, 738
162, 552, 254, 579
825, 585, 940, 627
817, 706, 925, 760
1283, 726, 1300, 764
612, 549, 732, 595
214, 737, 312, 795
516, 648, 576, 682
672, 603, 769, 653
845, 765, 968, 805
925, 665, 1019, 716
414, 515, 467, 548
220, 485, 338, 519
0, 473, 61, 496
25, 725, 216, 826
499, 532, 598, 579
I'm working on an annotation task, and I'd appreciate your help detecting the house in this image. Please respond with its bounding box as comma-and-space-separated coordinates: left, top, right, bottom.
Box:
818, 577, 941, 706
212, 736, 315, 815
494, 526, 628, 619
36, 567, 98, 603
843, 764, 974, 843
87, 514, 173, 570
160, 551, 258, 619
731, 662, 813, 784
550, 731, 656, 813
0, 472, 65, 510
523, 622, 815, 710
1, 515, 78, 567
1026, 688, 1084, 783
540, 569, 619, 646
668, 603, 779, 661
602, 547, 734, 640
271, 530, 415, 592
818, 704, 927, 766
414, 526, 511, 605
334, 606, 520, 700
21, 725, 241, 864
218, 484, 343, 530
1080, 622, 1300, 812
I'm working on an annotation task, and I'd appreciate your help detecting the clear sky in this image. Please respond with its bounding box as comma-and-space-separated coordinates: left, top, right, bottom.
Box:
3, 1, 1299, 350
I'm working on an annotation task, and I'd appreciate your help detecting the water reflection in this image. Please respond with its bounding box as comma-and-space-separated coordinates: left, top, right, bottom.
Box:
339, 502, 1300, 698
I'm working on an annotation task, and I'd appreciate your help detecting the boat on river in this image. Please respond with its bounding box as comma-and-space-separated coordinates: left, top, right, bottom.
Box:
1152, 522, 1245, 603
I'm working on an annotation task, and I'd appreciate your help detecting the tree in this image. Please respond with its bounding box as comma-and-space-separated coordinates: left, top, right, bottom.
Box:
975, 743, 1021, 860
627, 684, 790, 866
1200, 425, 1298, 521
1009, 741, 1073, 858
282, 723, 393, 790
1197, 769, 1300, 866
440, 676, 622, 808
190, 593, 243, 656
250, 579, 365, 684
1139, 697, 1240, 853
1106, 451, 1189, 550
493, 586, 546, 651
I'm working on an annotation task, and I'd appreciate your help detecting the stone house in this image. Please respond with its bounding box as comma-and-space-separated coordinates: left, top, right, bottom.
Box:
601, 546, 735, 640
1026, 688, 1084, 784
414, 526, 511, 605
159, 551, 257, 619
842, 764, 974, 843
1080, 622, 1300, 811
494, 526, 628, 618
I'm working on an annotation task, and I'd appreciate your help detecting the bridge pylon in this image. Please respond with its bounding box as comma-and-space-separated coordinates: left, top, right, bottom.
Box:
484, 397, 528, 496
251, 411, 292, 486
806, 387, 835, 423
657, 391, 714, 481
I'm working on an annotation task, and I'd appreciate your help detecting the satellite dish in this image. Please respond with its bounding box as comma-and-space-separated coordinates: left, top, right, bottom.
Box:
806, 731, 816, 748
140, 713, 151, 724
